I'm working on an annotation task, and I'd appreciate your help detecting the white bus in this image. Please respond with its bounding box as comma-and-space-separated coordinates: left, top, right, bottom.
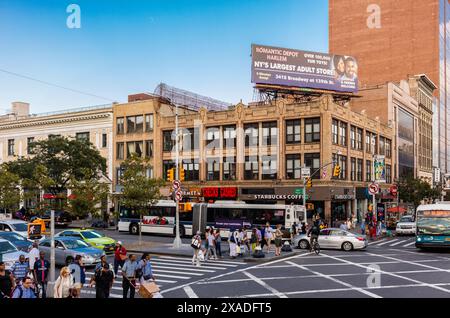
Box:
118, 200, 307, 238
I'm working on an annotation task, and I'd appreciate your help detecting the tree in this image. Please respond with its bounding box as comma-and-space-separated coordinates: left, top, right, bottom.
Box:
0, 165, 21, 214
119, 154, 164, 245
398, 177, 441, 208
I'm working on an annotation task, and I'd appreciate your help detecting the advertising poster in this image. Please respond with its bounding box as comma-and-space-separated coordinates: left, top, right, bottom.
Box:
374, 155, 386, 183
377, 203, 386, 221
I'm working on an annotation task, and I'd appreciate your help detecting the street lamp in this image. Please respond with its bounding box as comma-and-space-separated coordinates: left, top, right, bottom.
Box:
47, 209, 56, 297
172, 104, 182, 249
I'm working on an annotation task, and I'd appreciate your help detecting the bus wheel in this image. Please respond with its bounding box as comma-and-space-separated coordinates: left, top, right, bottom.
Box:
129, 223, 139, 235
173, 226, 185, 238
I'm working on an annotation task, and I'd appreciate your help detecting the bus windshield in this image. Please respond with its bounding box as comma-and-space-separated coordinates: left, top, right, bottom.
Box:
416, 210, 450, 235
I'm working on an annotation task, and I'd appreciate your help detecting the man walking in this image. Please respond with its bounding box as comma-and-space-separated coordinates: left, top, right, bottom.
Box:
114, 241, 127, 275
90, 263, 114, 298
11, 255, 29, 284
11, 277, 36, 299
122, 254, 138, 298
33, 251, 49, 298
0, 261, 15, 298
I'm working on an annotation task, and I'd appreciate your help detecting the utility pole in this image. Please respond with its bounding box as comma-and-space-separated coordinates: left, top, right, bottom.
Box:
172, 104, 182, 249
48, 209, 55, 297
372, 155, 377, 222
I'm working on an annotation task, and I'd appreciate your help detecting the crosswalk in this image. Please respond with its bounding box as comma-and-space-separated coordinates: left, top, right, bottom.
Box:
368, 236, 417, 249
79, 255, 240, 298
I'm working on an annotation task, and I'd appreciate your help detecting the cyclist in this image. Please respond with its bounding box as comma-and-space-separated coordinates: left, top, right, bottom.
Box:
307, 218, 321, 252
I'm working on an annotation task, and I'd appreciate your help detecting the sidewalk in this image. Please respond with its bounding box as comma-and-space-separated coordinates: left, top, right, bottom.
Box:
68, 219, 117, 231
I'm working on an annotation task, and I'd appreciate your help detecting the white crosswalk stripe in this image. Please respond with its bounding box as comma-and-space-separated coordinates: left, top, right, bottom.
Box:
80, 255, 238, 298
403, 241, 416, 247
368, 237, 417, 248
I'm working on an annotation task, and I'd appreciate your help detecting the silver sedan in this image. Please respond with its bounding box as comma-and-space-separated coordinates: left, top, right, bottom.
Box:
293, 228, 368, 251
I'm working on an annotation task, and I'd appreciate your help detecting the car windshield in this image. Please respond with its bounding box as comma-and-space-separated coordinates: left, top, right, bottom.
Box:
11, 223, 28, 232
0, 241, 18, 254
400, 216, 414, 223
63, 239, 90, 249
81, 231, 104, 239
0, 233, 27, 241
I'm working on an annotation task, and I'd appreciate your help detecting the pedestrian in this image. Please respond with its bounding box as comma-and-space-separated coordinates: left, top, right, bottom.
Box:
206, 227, 218, 260
259, 225, 266, 250
11, 277, 36, 299
214, 229, 222, 258
228, 229, 239, 259
28, 242, 40, 275
340, 221, 348, 231
204, 226, 210, 251
33, 251, 49, 298
11, 254, 29, 284
90, 263, 114, 298
242, 228, 250, 255
360, 220, 366, 235
291, 222, 298, 239
0, 261, 15, 299
137, 253, 155, 284
54, 266, 74, 298
68, 255, 85, 298
250, 228, 258, 253
113, 241, 127, 275
301, 222, 307, 234
346, 218, 352, 230
264, 222, 273, 253
121, 254, 139, 299
274, 224, 283, 256
191, 231, 202, 267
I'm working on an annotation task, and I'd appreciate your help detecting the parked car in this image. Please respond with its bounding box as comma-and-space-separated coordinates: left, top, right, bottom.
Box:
0, 238, 28, 270
0, 220, 29, 238
395, 215, 417, 236
293, 228, 368, 251
38, 237, 104, 266
0, 232, 33, 252
55, 229, 116, 254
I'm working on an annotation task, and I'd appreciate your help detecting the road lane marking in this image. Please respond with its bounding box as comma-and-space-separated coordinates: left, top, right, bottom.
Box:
157, 255, 239, 266
149, 260, 227, 270
243, 271, 288, 298
365, 252, 450, 273
390, 239, 410, 246
151, 264, 215, 273
374, 239, 399, 246
285, 261, 381, 298
152, 268, 203, 276
368, 238, 388, 245
403, 241, 416, 247
183, 286, 199, 298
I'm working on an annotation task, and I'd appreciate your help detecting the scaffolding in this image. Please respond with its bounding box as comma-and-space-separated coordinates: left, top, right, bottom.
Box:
154, 83, 232, 111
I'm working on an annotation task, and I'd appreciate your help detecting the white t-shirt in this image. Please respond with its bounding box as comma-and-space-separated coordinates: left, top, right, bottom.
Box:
207, 233, 215, 246
28, 248, 40, 269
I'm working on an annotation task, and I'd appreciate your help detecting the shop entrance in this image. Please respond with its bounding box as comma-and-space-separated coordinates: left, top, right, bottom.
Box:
331, 201, 347, 226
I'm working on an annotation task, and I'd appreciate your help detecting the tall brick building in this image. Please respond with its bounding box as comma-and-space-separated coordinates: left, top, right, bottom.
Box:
329, 0, 448, 182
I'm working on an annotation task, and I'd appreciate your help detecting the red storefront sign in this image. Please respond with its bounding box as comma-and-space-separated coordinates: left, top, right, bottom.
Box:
43, 193, 56, 199
202, 187, 237, 199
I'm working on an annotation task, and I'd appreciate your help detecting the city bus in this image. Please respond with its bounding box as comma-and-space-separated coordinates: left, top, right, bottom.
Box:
415, 202, 450, 249
118, 200, 307, 238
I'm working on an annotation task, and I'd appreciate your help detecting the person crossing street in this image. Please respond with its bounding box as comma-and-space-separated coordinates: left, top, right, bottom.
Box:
121, 254, 139, 299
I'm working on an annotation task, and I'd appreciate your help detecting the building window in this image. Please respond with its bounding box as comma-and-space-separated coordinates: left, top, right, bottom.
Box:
386, 164, 392, 184
244, 123, 259, 147
332, 119, 338, 144
357, 159, 363, 182
206, 127, 220, 149
163, 130, 174, 152
333, 154, 347, 180
386, 139, 392, 158
350, 158, 356, 181
145, 114, 154, 132
126, 115, 143, 134
244, 156, 259, 180
48, 134, 61, 140
223, 125, 236, 149
286, 119, 301, 144
286, 154, 301, 179
356, 128, 363, 150
206, 158, 220, 181
366, 160, 372, 182
116, 142, 124, 160
76, 132, 90, 142
7, 139, 14, 156
102, 134, 107, 148
223, 157, 236, 181
27, 137, 35, 155
350, 126, 356, 149
116, 117, 124, 135
262, 121, 278, 146
339, 122, 347, 146
304, 153, 320, 179
182, 127, 199, 151
305, 118, 320, 143
127, 141, 143, 158
261, 155, 277, 180
145, 140, 153, 158
116, 167, 124, 185
379, 137, 385, 156
182, 159, 199, 181
146, 168, 154, 179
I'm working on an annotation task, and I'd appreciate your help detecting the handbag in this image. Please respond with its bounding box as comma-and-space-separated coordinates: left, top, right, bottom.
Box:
191, 237, 201, 249
236, 245, 241, 254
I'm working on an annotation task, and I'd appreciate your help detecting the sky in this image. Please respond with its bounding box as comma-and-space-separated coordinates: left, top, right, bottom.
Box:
0, 0, 328, 114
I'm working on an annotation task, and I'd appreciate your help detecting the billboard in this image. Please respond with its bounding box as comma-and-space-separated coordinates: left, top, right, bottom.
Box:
374, 155, 386, 183
251, 44, 358, 93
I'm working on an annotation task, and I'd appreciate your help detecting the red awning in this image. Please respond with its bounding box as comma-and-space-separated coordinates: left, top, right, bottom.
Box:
386, 206, 407, 213
43, 193, 56, 199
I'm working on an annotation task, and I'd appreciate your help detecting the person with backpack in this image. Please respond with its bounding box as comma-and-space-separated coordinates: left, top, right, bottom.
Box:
33, 251, 49, 298
68, 255, 85, 298
0, 261, 15, 299
121, 254, 139, 298
137, 253, 155, 284
90, 263, 114, 298
11, 255, 30, 284
11, 277, 36, 299
191, 231, 202, 266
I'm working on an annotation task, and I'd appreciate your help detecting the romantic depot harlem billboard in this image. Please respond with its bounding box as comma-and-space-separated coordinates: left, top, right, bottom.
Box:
251, 44, 358, 93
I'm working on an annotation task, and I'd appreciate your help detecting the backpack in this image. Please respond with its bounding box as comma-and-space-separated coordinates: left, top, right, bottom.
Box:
11, 285, 23, 298
135, 263, 143, 279
191, 236, 201, 249
229, 233, 236, 243
253, 249, 265, 258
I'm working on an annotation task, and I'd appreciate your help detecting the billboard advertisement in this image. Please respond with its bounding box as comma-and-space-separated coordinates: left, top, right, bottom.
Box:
251, 44, 358, 93
374, 155, 386, 183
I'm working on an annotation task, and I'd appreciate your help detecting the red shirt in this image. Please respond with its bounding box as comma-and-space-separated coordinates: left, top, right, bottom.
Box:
114, 246, 127, 260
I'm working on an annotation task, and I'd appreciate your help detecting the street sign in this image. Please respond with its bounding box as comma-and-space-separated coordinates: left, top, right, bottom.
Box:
172, 180, 181, 190
301, 167, 310, 178
175, 189, 183, 201
368, 183, 379, 195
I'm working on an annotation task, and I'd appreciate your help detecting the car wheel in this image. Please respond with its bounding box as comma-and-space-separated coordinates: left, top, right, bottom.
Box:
129, 223, 139, 235
299, 240, 310, 250
66, 256, 74, 265
342, 242, 353, 251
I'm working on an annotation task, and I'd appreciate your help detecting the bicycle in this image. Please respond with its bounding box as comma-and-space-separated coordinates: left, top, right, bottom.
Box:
309, 237, 320, 255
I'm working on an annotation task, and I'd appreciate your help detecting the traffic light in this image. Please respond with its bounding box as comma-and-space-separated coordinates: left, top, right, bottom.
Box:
306, 178, 312, 188
166, 168, 174, 181
333, 164, 341, 177
179, 167, 185, 181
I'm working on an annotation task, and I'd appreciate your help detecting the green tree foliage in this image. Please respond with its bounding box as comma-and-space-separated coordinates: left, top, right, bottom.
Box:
0, 166, 21, 212
398, 177, 441, 208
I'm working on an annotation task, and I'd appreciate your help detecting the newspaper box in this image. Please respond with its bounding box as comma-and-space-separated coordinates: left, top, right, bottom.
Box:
139, 282, 160, 298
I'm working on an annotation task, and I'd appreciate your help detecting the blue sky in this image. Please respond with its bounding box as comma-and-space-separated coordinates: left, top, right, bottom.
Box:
0, 0, 328, 113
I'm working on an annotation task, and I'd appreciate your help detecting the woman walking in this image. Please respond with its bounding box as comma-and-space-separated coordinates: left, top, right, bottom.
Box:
54, 267, 74, 298
264, 223, 273, 253
250, 228, 258, 253
191, 231, 202, 266
274, 224, 283, 256
214, 229, 222, 258
229, 229, 239, 259
206, 228, 218, 260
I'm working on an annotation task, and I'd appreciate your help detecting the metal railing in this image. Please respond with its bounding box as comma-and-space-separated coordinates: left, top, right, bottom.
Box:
29, 103, 113, 118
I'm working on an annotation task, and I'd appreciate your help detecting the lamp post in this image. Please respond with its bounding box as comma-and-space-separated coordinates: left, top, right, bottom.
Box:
172, 104, 182, 249
47, 209, 56, 297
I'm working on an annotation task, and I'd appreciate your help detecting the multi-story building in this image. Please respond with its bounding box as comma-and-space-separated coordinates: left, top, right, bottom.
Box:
329, 0, 446, 183
0, 102, 114, 211
113, 93, 395, 224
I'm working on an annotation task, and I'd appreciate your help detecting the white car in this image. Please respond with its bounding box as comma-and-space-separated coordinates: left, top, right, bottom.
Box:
293, 228, 368, 251
0, 220, 29, 238
0, 238, 28, 270
395, 215, 416, 235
